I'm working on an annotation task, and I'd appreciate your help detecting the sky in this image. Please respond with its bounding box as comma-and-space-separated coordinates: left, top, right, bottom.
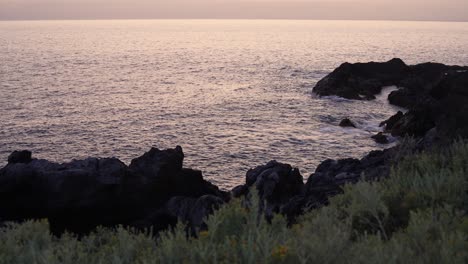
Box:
1, 0, 467, 22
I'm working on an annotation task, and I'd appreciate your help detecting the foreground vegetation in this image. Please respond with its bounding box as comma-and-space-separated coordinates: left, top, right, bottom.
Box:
1, 141, 467, 264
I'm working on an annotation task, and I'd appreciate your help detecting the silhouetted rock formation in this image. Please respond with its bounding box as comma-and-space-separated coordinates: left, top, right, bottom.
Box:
230, 145, 402, 224
379, 111, 404, 131
245, 161, 304, 220
0, 147, 227, 235
314, 59, 468, 140
313, 58, 408, 100
7, 150, 32, 164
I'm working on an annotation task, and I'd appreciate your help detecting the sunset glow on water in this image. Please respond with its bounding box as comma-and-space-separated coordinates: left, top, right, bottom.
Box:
1, 20, 468, 188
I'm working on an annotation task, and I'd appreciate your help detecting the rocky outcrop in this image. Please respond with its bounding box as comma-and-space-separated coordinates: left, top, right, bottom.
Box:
7, 150, 32, 164
230, 145, 402, 224
314, 59, 468, 140
0, 147, 227, 235
313, 58, 409, 100
379, 111, 404, 131
243, 161, 305, 220
166, 195, 224, 234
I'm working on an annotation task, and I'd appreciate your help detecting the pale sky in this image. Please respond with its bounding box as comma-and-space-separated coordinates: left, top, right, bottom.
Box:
1, 0, 467, 21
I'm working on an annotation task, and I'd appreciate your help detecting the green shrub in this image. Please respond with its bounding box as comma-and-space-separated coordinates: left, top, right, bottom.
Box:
0, 140, 467, 263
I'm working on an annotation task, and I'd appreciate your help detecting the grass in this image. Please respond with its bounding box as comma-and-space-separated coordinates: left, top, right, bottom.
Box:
0, 140, 467, 263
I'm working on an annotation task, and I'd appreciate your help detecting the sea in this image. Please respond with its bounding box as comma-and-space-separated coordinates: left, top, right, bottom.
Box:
1, 20, 468, 189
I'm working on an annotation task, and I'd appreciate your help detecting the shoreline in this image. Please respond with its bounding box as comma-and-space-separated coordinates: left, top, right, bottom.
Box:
1, 58, 467, 235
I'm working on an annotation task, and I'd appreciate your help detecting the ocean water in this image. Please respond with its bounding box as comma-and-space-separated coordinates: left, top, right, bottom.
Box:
1, 20, 468, 189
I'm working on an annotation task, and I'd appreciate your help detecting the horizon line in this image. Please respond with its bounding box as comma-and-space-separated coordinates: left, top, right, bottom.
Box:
1, 18, 468, 23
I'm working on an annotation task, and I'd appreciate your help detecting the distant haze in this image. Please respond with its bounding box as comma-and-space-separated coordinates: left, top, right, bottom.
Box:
0, 0, 467, 21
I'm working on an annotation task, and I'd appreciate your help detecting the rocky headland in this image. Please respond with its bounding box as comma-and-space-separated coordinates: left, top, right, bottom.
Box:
1, 58, 467, 236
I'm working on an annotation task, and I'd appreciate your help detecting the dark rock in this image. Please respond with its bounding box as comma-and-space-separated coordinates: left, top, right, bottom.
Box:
128, 146, 184, 185
245, 161, 304, 219
360, 150, 388, 168
313, 58, 409, 99
339, 118, 356, 128
431, 71, 468, 138
315, 158, 363, 178
380, 111, 404, 131
305, 173, 343, 199
246, 161, 304, 201
130, 208, 178, 234
390, 102, 437, 137
7, 150, 32, 164
231, 184, 249, 198
166, 195, 224, 234
315, 59, 468, 141
372, 132, 389, 144
281, 195, 323, 224
388, 89, 415, 108
399, 62, 466, 93
0, 146, 226, 235
277, 167, 348, 223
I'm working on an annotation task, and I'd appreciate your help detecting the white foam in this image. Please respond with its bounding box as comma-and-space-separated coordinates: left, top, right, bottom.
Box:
320, 95, 353, 102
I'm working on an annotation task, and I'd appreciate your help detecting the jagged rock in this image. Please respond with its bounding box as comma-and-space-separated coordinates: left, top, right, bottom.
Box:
281, 195, 322, 224
372, 132, 389, 144
315, 158, 363, 177
0, 146, 226, 235
399, 62, 466, 93
245, 161, 304, 220
390, 101, 437, 137
380, 111, 404, 131
388, 89, 415, 108
246, 161, 304, 202
313, 58, 409, 100
7, 150, 32, 164
339, 118, 356, 128
231, 184, 249, 198
166, 195, 224, 234
315, 59, 468, 141
128, 146, 184, 185
431, 71, 468, 138
305, 173, 343, 198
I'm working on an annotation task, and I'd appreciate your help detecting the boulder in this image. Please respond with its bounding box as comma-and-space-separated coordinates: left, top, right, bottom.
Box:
339, 118, 357, 128
371, 132, 389, 144
166, 195, 225, 234
305, 173, 343, 199
128, 146, 184, 185
231, 184, 249, 198
7, 150, 32, 164
380, 111, 404, 131
245, 161, 304, 219
388, 89, 416, 108
390, 101, 437, 137
246, 161, 304, 201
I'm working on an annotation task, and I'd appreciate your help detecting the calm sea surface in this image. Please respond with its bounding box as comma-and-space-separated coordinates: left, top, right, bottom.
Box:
1, 20, 468, 189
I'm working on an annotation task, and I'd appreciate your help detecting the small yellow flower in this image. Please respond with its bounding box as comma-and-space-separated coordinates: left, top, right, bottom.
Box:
230, 238, 237, 246
271, 245, 289, 259
199, 231, 209, 238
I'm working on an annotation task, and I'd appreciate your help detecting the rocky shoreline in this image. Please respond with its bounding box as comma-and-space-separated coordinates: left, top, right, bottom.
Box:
1, 58, 467, 236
